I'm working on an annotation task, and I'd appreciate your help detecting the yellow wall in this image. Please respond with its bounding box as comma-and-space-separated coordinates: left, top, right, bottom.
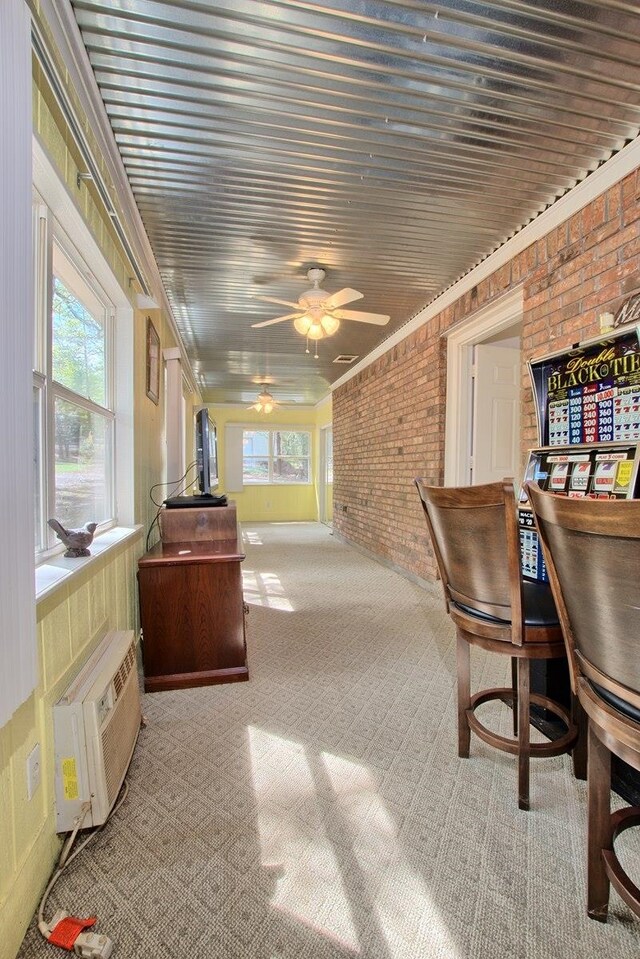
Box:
0, 538, 141, 959
0, 16, 183, 959
211, 405, 322, 522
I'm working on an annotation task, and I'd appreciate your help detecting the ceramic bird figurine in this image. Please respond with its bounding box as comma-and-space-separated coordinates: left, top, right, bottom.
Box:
48, 519, 98, 557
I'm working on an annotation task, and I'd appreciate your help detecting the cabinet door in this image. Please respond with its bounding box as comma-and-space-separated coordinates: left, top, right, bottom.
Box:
138, 560, 247, 687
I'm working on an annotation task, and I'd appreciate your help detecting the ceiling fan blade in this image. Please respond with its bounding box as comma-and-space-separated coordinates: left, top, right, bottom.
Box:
253, 295, 301, 309
251, 312, 302, 328
334, 309, 390, 325
323, 288, 363, 310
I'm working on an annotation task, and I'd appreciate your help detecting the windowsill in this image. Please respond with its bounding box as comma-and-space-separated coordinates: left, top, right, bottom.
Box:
36, 525, 143, 603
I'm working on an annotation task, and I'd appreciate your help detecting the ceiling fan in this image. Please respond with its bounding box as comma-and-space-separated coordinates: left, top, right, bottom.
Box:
251, 268, 390, 341
248, 385, 278, 414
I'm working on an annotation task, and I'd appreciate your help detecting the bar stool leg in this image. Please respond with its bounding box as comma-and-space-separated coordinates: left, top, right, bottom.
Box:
587, 725, 611, 921
457, 633, 471, 759
511, 656, 518, 736
517, 657, 531, 811
572, 695, 587, 781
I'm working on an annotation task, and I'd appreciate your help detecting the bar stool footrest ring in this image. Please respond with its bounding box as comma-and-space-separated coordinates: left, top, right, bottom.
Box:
466, 687, 577, 757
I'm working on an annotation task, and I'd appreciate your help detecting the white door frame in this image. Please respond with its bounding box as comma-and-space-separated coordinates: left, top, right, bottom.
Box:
444, 287, 524, 485
318, 425, 332, 523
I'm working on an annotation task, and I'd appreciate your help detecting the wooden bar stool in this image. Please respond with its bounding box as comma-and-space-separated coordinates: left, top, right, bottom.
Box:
527, 483, 640, 921
415, 478, 579, 810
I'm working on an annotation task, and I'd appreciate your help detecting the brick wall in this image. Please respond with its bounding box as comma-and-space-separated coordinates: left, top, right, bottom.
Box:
333, 167, 640, 582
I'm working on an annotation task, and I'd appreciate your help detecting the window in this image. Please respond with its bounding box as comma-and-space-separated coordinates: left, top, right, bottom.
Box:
243, 429, 311, 484
33, 209, 115, 556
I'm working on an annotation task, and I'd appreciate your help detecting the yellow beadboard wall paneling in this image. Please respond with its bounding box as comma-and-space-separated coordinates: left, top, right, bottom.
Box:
133, 306, 199, 539
67, 579, 93, 662
0, 719, 15, 902
1, 536, 142, 959
134, 307, 165, 537
40, 598, 73, 692
32, 66, 136, 312
31, 9, 145, 307
8, 695, 47, 878
210, 405, 319, 523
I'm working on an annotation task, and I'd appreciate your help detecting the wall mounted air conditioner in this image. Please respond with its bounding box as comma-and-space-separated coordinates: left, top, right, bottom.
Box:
53, 629, 141, 833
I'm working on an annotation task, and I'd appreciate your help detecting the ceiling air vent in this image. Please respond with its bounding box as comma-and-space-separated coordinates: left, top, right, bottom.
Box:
333, 354, 359, 364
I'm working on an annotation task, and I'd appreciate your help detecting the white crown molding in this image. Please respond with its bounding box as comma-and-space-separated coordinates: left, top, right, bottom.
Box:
332, 135, 640, 393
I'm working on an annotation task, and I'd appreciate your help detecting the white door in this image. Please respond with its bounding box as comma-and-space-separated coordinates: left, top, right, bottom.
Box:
471, 343, 520, 484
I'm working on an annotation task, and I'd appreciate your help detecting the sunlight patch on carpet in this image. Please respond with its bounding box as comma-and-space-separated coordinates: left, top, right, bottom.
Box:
249, 726, 361, 953
243, 570, 294, 611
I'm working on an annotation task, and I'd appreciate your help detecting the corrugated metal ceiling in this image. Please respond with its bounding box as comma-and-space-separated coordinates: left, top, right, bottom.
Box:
69, 0, 640, 404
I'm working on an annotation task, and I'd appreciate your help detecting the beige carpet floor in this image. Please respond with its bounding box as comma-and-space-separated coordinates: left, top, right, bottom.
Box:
18, 522, 640, 958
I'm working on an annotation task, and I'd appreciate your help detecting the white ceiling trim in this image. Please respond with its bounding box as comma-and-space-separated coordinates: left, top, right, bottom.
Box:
332, 135, 640, 393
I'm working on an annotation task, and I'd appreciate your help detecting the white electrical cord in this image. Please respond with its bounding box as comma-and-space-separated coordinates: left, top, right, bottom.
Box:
37, 781, 129, 943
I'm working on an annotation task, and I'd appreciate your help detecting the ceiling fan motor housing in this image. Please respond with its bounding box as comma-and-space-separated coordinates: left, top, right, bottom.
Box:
299, 289, 329, 312
300, 268, 330, 314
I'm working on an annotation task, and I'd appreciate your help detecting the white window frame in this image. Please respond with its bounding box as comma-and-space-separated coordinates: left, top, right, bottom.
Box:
33, 212, 117, 560
33, 139, 135, 569
242, 428, 312, 485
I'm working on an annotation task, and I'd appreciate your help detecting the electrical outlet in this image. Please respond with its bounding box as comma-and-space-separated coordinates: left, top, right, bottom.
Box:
26, 743, 41, 800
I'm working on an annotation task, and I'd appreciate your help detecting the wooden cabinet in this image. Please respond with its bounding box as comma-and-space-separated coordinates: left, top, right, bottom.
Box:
137, 509, 248, 692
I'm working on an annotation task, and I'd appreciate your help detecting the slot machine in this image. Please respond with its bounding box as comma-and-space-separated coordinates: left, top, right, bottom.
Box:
519, 321, 640, 582
518, 317, 640, 764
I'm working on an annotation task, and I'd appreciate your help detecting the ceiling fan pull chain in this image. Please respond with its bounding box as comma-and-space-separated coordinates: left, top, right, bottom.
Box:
305, 336, 310, 354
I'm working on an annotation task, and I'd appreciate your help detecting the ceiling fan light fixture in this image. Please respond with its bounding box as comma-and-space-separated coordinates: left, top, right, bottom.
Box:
294, 314, 313, 335
307, 321, 325, 340
320, 314, 340, 336
250, 386, 276, 414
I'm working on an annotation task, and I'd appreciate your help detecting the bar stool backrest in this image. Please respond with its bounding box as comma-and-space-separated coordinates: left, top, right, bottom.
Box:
526, 483, 640, 703
415, 479, 522, 631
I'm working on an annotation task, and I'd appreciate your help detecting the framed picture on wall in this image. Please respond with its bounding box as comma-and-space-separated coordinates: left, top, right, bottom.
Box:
146, 316, 160, 404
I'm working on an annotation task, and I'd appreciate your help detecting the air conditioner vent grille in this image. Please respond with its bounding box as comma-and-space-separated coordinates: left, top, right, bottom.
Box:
333, 354, 359, 364
101, 665, 141, 808
113, 642, 136, 699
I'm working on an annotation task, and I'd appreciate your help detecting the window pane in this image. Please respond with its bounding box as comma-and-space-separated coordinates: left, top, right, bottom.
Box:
54, 397, 110, 527
52, 276, 106, 405
273, 457, 310, 483
243, 430, 269, 456
274, 431, 310, 456
243, 457, 269, 483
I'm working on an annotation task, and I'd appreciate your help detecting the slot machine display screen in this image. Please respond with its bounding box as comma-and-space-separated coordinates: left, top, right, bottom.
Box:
529, 328, 640, 447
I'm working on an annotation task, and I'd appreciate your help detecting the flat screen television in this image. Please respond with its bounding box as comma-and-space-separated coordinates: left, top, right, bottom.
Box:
195, 407, 219, 496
